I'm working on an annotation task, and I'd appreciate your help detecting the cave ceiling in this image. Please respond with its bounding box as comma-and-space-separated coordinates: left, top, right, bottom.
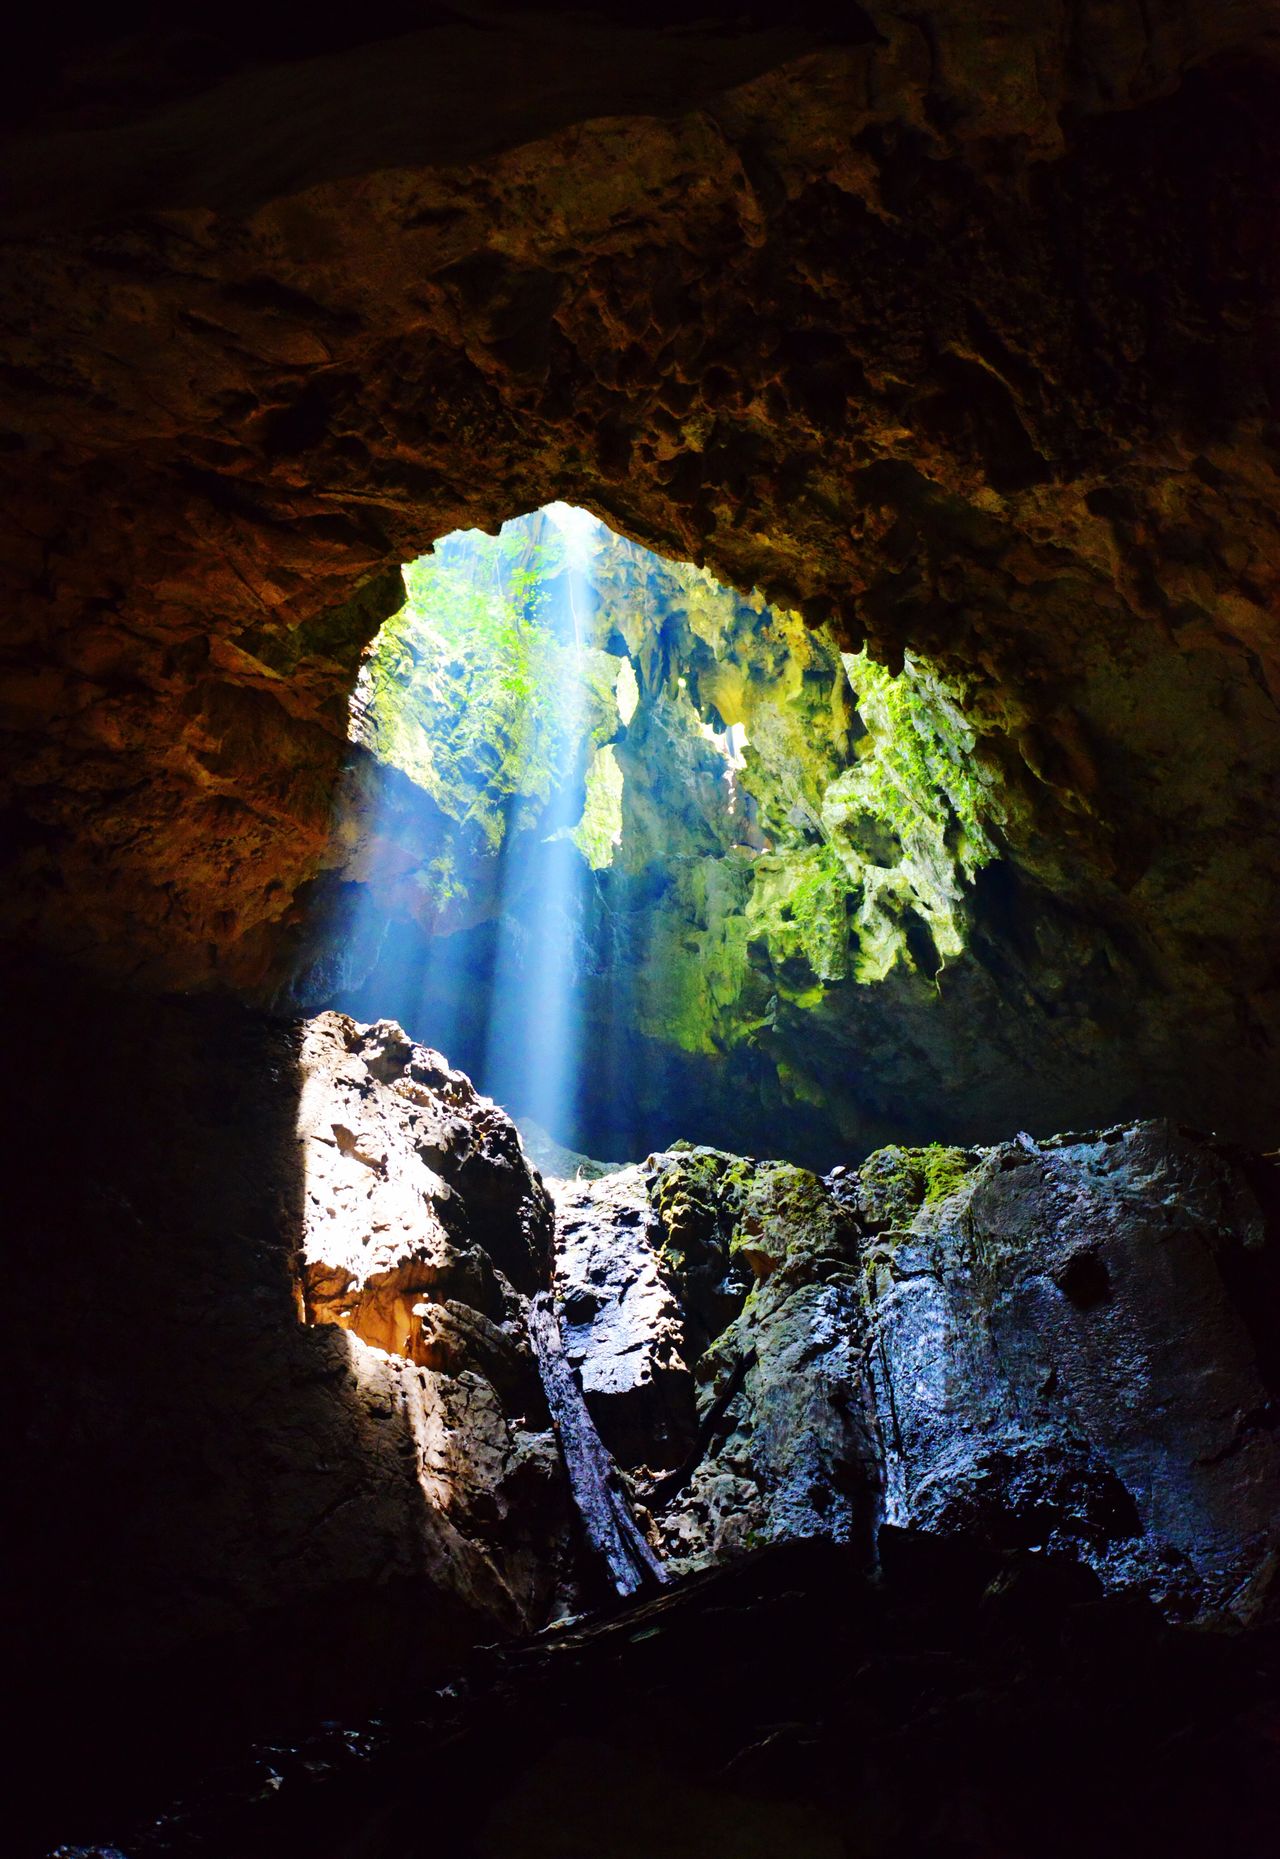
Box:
1, 2, 1278, 1145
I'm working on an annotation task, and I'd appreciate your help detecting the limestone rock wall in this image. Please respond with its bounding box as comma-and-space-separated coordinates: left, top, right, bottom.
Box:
1, 984, 576, 1790
861, 1124, 1280, 1619
551, 1125, 1280, 1621
0, 8, 1278, 1151
296, 1013, 566, 1610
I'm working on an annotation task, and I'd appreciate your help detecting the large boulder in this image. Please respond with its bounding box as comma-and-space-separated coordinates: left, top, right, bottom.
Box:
551, 1146, 882, 1569
553, 1124, 1280, 1619
3, 984, 575, 1800
861, 1123, 1280, 1621
296, 1012, 567, 1616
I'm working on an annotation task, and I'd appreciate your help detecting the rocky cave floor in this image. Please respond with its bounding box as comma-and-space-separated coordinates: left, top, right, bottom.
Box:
45, 1537, 1280, 1859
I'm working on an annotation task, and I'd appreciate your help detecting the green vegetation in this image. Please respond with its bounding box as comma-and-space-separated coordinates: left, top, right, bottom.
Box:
572, 743, 625, 868
857, 1141, 977, 1229
352, 517, 619, 852
821, 650, 996, 979
350, 508, 1002, 1116
843, 652, 993, 877
920, 1143, 975, 1203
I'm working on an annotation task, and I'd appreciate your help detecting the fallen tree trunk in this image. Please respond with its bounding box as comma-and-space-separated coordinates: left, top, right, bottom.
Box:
528, 1292, 668, 1597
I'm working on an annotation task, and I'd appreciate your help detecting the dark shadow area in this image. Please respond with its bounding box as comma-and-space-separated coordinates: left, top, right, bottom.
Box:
44, 1536, 1280, 1859
0, 966, 497, 1855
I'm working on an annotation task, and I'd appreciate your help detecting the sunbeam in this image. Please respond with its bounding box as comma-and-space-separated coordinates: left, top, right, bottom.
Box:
481, 503, 603, 1136
342, 504, 615, 1150
335, 502, 995, 1165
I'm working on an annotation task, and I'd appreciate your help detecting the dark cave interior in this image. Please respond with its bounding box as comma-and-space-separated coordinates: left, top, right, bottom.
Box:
2, 5, 1279, 1855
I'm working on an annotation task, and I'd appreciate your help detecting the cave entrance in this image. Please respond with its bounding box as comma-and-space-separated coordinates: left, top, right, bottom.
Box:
320, 507, 995, 1170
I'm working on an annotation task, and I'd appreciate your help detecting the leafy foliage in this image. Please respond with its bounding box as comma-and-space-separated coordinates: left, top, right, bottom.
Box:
352, 517, 617, 852
842, 650, 994, 881
350, 508, 1000, 1073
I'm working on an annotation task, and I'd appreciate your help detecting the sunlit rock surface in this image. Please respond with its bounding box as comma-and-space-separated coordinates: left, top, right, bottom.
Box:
554, 1125, 1280, 1620
553, 1167, 703, 1474
3, 984, 575, 1821
296, 1012, 567, 1613
300, 1011, 554, 1314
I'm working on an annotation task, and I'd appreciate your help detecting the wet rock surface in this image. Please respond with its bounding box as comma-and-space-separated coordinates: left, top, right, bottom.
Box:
863, 1123, 1280, 1620
553, 1125, 1280, 1620
554, 1168, 698, 1474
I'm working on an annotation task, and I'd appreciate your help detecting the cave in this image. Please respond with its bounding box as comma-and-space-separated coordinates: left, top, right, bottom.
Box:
2, 6, 1278, 1856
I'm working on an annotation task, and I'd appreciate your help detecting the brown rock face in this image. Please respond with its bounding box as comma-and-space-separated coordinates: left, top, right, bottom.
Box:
1, 6, 1278, 1142
1, 978, 573, 1808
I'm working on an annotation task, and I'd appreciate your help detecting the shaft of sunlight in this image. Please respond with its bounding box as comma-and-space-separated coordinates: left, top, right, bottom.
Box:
338, 503, 624, 1151
481, 508, 603, 1139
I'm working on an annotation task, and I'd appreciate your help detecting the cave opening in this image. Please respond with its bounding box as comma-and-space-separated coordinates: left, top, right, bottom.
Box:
316, 503, 995, 1171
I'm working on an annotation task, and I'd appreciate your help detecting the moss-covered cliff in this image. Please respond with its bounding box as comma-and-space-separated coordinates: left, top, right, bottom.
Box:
324, 508, 1004, 1160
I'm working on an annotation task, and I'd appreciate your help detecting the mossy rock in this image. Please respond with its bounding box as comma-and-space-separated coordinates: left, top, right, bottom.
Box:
729, 1161, 858, 1281
858, 1142, 977, 1230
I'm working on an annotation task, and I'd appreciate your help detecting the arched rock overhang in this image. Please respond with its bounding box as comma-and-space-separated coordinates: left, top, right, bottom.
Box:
1, 3, 1278, 1140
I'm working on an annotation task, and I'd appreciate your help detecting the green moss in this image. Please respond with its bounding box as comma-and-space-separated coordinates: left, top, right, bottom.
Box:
746, 847, 849, 991
920, 1143, 973, 1204
815, 649, 999, 982
840, 651, 994, 876
857, 1145, 927, 1229
633, 859, 758, 1055
858, 1141, 977, 1228
727, 1160, 858, 1282
651, 1147, 751, 1290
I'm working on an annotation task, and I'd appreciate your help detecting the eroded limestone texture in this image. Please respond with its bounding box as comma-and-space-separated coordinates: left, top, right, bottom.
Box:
296, 1013, 566, 1607
552, 1124, 1280, 1620
862, 1122, 1280, 1619
1, 7, 1278, 1153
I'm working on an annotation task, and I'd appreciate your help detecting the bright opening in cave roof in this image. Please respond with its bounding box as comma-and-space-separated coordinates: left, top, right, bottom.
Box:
339, 506, 994, 1164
